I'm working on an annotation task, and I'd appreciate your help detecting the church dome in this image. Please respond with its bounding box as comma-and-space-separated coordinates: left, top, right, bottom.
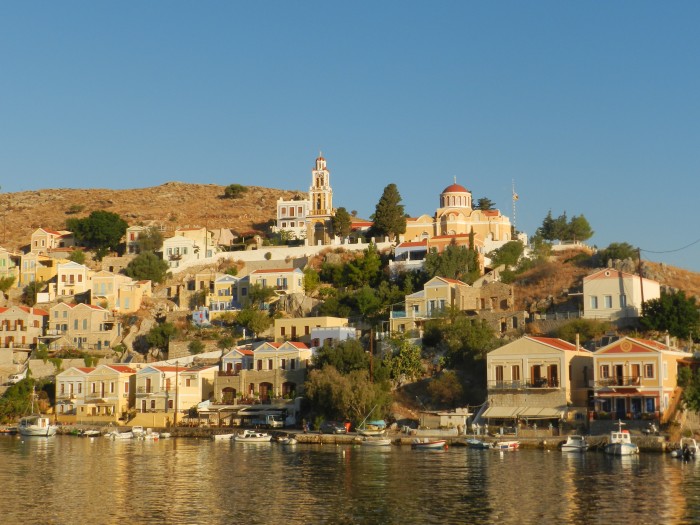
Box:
442, 183, 469, 194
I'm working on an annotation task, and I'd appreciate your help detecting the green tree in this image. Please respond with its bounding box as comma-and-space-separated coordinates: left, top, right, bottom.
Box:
383, 334, 423, 387
245, 284, 276, 309
112, 343, 128, 361
597, 242, 638, 265
370, 183, 406, 241
641, 291, 700, 340
235, 307, 272, 338
344, 244, 382, 288
188, 340, 205, 355
216, 336, 236, 355
223, 184, 248, 199
303, 267, 321, 296
123, 251, 169, 283
681, 369, 700, 412
145, 322, 177, 355
555, 319, 611, 344
313, 339, 369, 374
22, 281, 45, 306
488, 240, 524, 268
66, 210, 128, 252
475, 197, 496, 211
0, 275, 15, 299
537, 211, 557, 241
68, 249, 85, 264
137, 227, 164, 253
423, 314, 496, 366
332, 207, 353, 239
567, 215, 594, 241
424, 242, 480, 283
427, 370, 464, 407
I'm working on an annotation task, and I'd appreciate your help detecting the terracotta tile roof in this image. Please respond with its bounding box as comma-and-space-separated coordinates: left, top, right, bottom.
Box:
251, 268, 298, 274
442, 183, 469, 194
105, 365, 137, 374
77, 367, 96, 373
397, 240, 428, 248
0, 306, 49, 316
284, 341, 309, 349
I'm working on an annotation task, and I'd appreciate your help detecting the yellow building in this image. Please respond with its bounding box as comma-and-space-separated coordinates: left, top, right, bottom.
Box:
592, 336, 688, 423
29, 228, 74, 255
18, 252, 64, 288
0, 306, 48, 349
485, 336, 593, 423
273, 316, 349, 343
81, 364, 137, 422
242, 268, 305, 297
45, 302, 121, 351
55, 366, 95, 423
135, 364, 217, 415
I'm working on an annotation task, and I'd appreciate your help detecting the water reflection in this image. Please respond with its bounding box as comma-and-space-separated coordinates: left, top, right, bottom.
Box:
2, 437, 700, 524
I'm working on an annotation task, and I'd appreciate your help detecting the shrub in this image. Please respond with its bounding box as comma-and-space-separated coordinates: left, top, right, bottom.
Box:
223, 184, 248, 199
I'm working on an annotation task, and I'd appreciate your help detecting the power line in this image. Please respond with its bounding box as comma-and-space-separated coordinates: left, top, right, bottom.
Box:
639, 237, 700, 255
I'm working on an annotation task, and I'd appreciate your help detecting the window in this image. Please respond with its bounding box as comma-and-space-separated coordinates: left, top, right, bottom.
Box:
74, 320, 78, 330
644, 364, 654, 378
110, 382, 115, 393
150, 400, 156, 409
186, 378, 191, 387
511, 365, 520, 381
257, 360, 262, 371
590, 296, 598, 309
168, 400, 174, 409
297, 206, 302, 214
290, 359, 296, 370
604, 295, 612, 308
83, 319, 87, 330
268, 359, 273, 370
78, 383, 82, 394
495, 365, 504, 382
281, 207, 287, 215
124, 382, 128, 393
620, 294, 627, 307
281, 359, 286, 370
600, 365, 610, 378
645, 397, 655, 412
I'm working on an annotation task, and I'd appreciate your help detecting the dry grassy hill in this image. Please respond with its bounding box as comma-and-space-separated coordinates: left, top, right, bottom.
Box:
0, 183, 301, 251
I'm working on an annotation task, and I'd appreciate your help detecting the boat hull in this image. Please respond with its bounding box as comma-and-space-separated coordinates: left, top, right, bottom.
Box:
18, 416, 57, 437
491, 441, 519, 450
411, 439, 447, 450
604, 443, 639, 456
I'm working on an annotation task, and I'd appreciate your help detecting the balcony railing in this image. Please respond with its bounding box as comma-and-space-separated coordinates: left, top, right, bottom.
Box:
218, 370, 241, 376
488, 379, 560, 390
594, 376, 642, 388
56, 393, 77, 400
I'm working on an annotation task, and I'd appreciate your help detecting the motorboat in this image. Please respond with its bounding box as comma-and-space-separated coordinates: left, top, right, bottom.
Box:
490, 440, 519, 451
561, 435, 589, 452
276, 434, 298, 445
411, 438, 447, 450
80, 429, 101, 438
18, 414, 57, 437
131, 426, 145, 438
105, 430, 134, 440
359, 436, 392, 447
212, 433, 235, 441
233, 429, 272, 443
140, 428, 160, 440
159, 432, 172, 439
670, 438, 700, 460
604, 420, 639, 456
466, 438, 490, 449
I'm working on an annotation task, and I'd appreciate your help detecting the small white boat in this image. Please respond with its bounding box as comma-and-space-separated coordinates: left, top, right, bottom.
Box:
159, 432, 172, 439
561, 435, 589, 452
670, 438, 700, 460
466, 438, 490, 449
491, 440, 519, 451
604, 420, 639, 456
81, 429, 101, 437
131, 426, 145, 438
233, 429, 271, 443
212, 433, 235, 441
360, 437, 392, 447
18, 415, 57, 437
277, 435, 298, 445
411, 438, 447, 450
141, 428, 160, 440
106, 430, 134, 440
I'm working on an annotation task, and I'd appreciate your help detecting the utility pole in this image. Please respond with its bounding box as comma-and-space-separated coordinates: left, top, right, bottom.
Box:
174, 361, 179, 427
637, 248, 645, 308
369, 329, 374, 383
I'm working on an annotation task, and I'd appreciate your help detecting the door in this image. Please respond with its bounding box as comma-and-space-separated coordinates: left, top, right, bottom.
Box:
615, 398, 626, 419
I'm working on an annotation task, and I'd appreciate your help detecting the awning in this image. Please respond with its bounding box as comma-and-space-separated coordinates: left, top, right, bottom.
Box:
518, 407, 562, 419
483, 406, 562, 419
483, 407, 521, 418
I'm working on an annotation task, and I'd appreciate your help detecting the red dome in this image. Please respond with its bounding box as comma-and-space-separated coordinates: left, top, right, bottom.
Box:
442, 183, 469, 194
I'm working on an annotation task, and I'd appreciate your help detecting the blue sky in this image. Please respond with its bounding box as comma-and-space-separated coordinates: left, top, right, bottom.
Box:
2, 2, 700, 271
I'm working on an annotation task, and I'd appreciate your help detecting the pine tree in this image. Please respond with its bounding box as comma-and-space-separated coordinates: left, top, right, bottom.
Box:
370, 183, 406, 241
331, 207, 352, 239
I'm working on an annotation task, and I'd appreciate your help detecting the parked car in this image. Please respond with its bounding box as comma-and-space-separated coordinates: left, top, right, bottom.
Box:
320, 421, 347, 434
7, 369, 27, 384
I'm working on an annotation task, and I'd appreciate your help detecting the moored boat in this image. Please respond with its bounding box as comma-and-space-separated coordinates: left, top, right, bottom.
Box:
490, 440, 519, 451
411, 438, 447, 450
105, 430, 134, 440
18, 414, 57, 437
561, 435, 589, 452
604, 420, 639, 456
233, 429, 272, 443
212, 433, 235, 441
359, 436, 392, 447
670, 438, 699, 460
466, 438, 490, 449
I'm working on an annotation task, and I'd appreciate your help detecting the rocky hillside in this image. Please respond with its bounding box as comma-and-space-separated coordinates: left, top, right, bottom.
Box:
513, 248, 700, 313
0, 182, 301, 251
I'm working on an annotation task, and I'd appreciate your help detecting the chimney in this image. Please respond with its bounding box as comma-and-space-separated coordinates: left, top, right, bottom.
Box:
575, 333, 580, 351
665, 332, 670, 349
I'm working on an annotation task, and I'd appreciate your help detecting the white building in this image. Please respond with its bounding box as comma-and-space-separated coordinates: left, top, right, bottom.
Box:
582, 269, 660, 321
163, 228, 219, 269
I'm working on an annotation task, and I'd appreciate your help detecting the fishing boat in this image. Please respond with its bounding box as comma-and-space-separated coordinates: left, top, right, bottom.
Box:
140, 428, 160, 440
233, 429, 271, 443
604, 420, 639, 456
359, 436, 392, 447
356, 405, 387, 437
212, 433, 235, 441
105, 430, 134, 440
670, 438, 700, 460
18, 388, 57, 437
411, 438, 447, 450
80, 429, 101, 438
490, 440, 519, 451
561, 435, 589, 452
466, 438, 490, 449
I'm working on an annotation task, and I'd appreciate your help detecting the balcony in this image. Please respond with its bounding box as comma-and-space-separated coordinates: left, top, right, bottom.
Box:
488, 379, 560, 390
595, 376, 642, 388
56, 393, 77, 400
218, 370, 241, 377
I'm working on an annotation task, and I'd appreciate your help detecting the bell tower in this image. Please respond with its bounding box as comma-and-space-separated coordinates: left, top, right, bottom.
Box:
309, 153, 333, 216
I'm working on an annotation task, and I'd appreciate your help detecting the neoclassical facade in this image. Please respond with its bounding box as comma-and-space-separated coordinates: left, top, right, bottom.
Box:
404, 182, 512, 244
274, 155, 335, 245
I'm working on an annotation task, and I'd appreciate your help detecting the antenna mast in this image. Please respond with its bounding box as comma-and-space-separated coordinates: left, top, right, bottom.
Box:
512, 180, 518, 230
